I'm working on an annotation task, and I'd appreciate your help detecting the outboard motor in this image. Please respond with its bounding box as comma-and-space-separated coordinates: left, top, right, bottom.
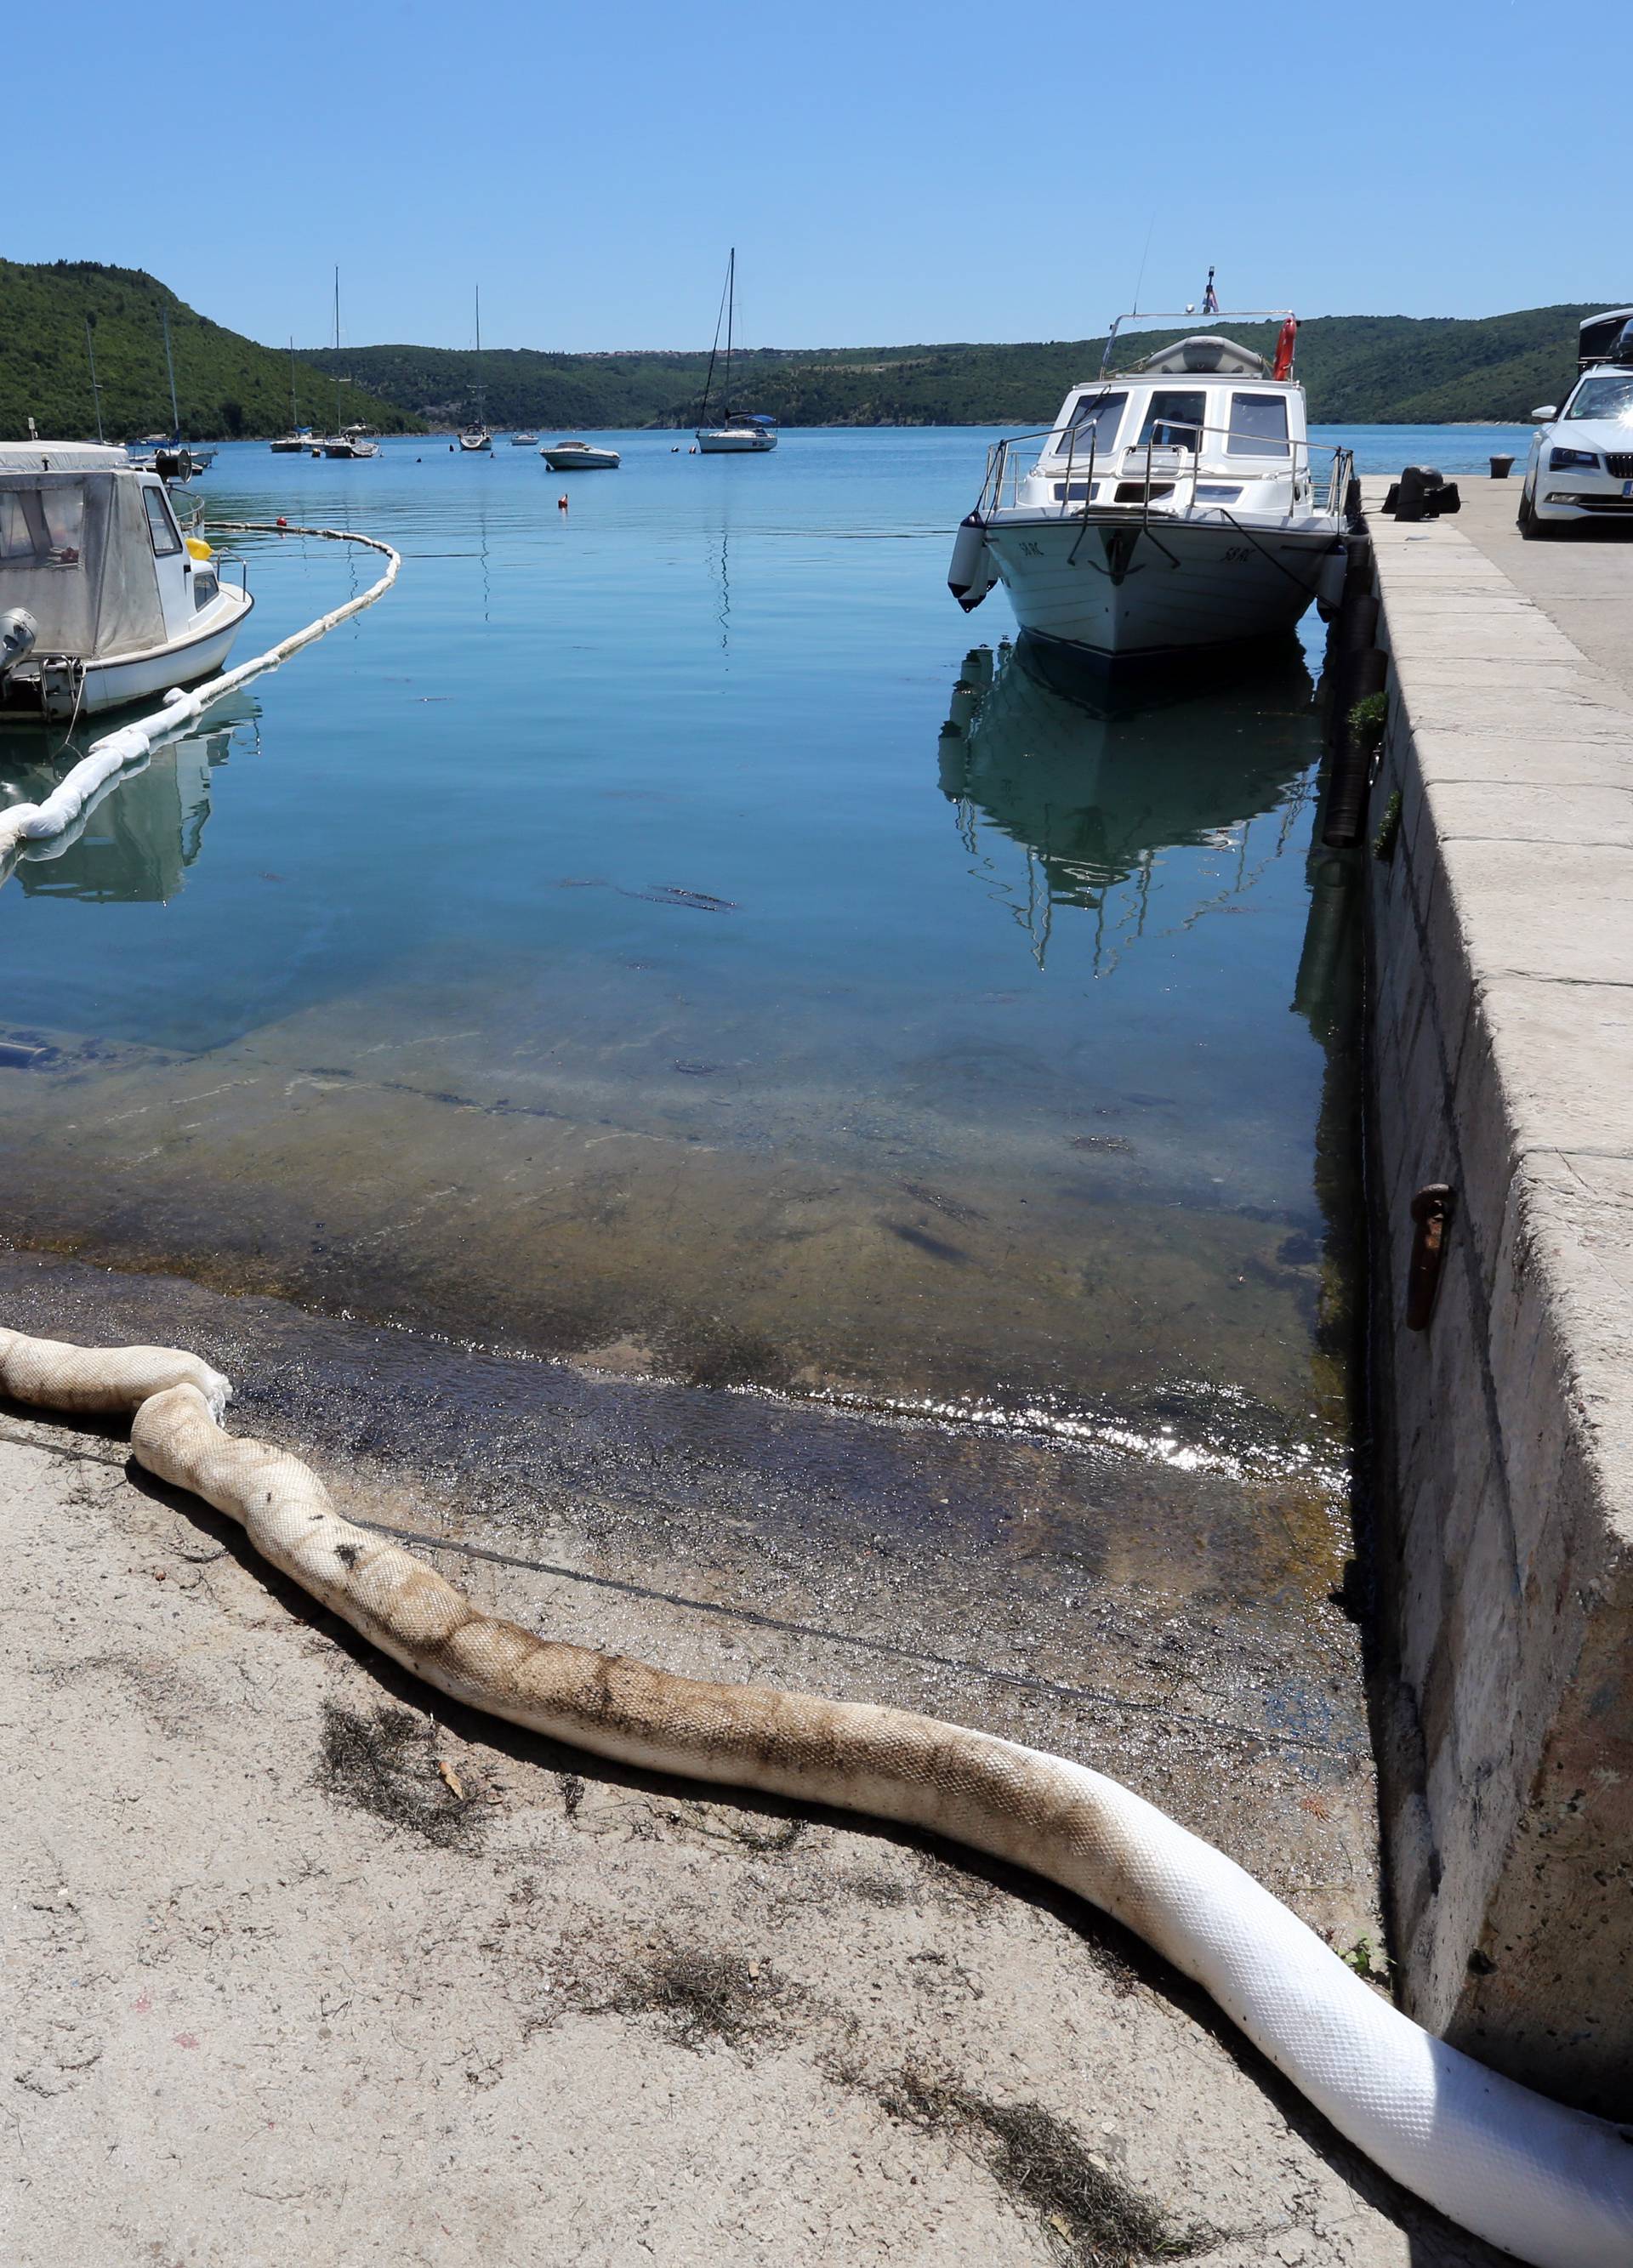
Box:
0, 605, 37, 685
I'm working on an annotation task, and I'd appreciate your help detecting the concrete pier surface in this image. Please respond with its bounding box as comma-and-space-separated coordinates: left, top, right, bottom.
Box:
1362, 474, 1633, 2112
0, 1253, 1500, 2266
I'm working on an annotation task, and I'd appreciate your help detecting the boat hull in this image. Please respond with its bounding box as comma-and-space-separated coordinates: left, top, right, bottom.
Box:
697, 429, 777, 453
541, 447, 620, 470
982, 511, 1340, 659
78, 587, 254, 716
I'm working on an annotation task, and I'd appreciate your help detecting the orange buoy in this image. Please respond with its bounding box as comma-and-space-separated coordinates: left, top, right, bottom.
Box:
1272, 316, 1298, 381
276, 516, 288, 531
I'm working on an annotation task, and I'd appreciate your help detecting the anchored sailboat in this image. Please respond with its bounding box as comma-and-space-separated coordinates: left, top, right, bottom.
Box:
270, 338, 310, 452
695, 250, 777, 454
459, 287, 492, 452
316, 272, 380, 458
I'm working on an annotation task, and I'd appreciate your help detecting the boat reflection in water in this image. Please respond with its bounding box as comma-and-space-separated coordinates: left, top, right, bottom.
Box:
0, 713, 244, 905
936, 631, 1323, 969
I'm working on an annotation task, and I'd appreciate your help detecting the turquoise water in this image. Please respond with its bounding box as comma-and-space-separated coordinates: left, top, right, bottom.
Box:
0, 426, 1415, 1469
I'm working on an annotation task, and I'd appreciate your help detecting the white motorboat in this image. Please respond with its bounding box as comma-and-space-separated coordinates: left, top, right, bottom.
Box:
948, 296, 1350, 662
694, 248, 777, 454
510, 431, 538, 446
459, 285, 492, 452
540, 441, 620, 470
0, 442, 253, 721
321, 425, 380, 459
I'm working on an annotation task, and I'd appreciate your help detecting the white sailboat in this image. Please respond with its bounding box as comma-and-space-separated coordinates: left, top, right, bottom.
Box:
270, 338, 310, 452
316, 273, 380, 457
458, 287, 492, 452
695, 249, 777, 454
948, 276, 1351, 664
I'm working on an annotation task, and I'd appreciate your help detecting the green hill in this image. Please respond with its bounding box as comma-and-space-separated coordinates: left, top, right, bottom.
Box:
305, 304, 1618, 429
0, 261, 424, 441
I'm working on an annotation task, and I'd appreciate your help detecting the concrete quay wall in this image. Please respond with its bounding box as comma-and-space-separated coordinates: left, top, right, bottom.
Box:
1362, 485, 1633, 2114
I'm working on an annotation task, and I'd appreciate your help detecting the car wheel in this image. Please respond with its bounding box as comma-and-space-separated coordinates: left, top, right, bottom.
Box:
1518, 490, 1551, 540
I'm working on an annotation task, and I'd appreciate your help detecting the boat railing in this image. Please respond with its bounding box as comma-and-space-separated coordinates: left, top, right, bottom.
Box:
977, 416, 1352, 525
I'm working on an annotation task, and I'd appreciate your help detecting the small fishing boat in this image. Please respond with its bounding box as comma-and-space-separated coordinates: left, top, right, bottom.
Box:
948, 280, 1350, 663
510, 431, 538, 446
0, 441, 253, 721
540, 441, 620, 470
458, 286, 492, 452
695, 249, 777, 454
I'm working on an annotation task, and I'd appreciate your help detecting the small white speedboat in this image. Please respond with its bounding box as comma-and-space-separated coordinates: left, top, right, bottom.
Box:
949, 296, 1350, 663
540, 441, 620, 470
511, 431, 538, 446
0, 442, 253, 720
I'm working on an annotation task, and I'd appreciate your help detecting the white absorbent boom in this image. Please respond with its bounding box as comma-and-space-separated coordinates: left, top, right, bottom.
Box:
0, 523, 400, 874
2, 1324, 1630, 2267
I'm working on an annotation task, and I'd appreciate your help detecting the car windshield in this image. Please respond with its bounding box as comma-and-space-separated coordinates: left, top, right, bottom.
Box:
1567, 375, 1633, 423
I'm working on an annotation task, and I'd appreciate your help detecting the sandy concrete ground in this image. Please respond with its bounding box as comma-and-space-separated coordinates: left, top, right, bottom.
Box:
3, 1314, 1505, 2265
1435, 471, 1633, 693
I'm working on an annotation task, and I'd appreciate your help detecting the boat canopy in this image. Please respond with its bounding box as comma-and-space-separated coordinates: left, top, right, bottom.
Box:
0, 465, 168, 658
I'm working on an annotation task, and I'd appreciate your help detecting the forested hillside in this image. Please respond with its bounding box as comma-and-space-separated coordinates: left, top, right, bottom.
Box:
0, 262, 423, 441
306, 304, 1616, 429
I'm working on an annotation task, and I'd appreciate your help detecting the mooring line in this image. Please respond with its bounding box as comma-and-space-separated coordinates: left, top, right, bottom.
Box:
351, 1511, 1357, 1759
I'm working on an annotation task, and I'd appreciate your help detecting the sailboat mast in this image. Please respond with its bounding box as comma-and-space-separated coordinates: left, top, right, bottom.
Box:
289, 336, 299, 431
84, 316, 104, 445
162, 308, 180, 439
333, 266, 344, 435
475, 286, 484, 425
724, 247, 735, 412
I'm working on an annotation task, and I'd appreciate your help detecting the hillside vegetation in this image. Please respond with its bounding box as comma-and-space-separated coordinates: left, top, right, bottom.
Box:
0, 261, 424, 441
305, 304, 1619, 430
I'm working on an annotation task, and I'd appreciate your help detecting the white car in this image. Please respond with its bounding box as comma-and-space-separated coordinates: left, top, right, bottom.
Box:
1519, 357, 1633, 536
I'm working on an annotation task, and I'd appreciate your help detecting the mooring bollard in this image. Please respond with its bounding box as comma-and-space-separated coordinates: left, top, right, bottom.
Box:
1489, 454, 1515, 480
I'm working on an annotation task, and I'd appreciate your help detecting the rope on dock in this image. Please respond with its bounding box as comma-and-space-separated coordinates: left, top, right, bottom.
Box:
0, 521, 400, 880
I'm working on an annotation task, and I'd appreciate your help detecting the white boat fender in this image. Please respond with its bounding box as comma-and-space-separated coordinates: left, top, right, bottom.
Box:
948, 514, 996, 611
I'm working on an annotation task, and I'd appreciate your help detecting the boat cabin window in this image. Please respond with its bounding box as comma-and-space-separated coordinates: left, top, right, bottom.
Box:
1135, 391, 1207, 452
192, 570, 219, 610
0, 485, 85, 566
1226, 393, 1290, 457
142, 485, 183, 558
1054, 391, 1125, 461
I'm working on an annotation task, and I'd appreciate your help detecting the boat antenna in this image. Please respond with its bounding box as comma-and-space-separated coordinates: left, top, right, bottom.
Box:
162, 306, 180, 441
84, 315, 104, 445
1129, 218, 1155, 317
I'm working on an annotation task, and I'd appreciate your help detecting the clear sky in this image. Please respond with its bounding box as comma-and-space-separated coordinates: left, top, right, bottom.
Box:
23, 0, 1631, 353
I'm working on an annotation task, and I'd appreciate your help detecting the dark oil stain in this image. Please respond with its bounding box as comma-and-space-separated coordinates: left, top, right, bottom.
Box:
886, 1222, 970, 1266
880, 2069, 1209, 2265
316, 1700, 481, 1850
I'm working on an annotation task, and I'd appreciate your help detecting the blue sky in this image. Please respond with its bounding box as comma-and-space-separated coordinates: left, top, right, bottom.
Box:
27, 0, 1632, 351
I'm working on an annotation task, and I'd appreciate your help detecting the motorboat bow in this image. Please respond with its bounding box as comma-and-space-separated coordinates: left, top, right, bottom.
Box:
948, 298, 1350, 662
0, 443, 253, 720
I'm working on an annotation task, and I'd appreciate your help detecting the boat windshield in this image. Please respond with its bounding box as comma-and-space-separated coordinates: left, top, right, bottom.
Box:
1226, 392, 1290, 458
0, 484, 85, 565
1054, 390, 1125, 459
1567, 375, 1633, 423
1135, 390, 1207, 452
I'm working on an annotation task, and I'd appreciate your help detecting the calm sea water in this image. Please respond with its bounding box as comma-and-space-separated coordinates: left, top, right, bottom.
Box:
0, 426, 1490, 1483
